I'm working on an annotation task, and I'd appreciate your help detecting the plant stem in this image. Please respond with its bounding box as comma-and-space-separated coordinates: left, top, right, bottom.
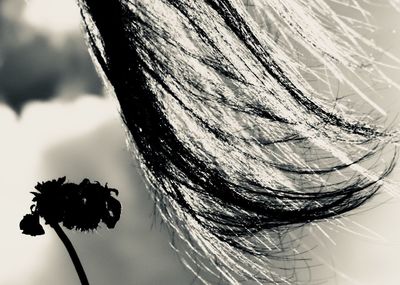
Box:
51, 223, 89, 285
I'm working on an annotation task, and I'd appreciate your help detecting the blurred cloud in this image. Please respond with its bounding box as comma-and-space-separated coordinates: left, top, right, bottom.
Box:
23, 0, 81, 33
0, 0, 102, 113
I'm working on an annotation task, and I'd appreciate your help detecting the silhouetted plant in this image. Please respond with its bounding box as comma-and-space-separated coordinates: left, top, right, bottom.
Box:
20, 177, 121, 285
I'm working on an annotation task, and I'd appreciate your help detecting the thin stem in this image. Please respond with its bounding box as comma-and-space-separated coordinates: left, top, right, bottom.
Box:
51, 223, 89, 285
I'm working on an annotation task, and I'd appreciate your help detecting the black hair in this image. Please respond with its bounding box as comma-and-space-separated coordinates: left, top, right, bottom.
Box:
78, 1, 398, 283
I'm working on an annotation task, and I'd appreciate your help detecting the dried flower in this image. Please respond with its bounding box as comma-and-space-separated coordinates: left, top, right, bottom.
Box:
20, 177, 121, 285
19, 213, 45, 236
20, 177, 121, 234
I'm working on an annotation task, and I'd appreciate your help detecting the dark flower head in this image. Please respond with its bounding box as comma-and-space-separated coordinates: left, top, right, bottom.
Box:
19, 213, 45, 236
32, 177, 67, 225
62, 179, 121, 231
20, 177, 121, 235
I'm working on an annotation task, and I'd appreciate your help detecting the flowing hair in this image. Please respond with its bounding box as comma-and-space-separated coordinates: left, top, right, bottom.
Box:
78, 0, 398, 283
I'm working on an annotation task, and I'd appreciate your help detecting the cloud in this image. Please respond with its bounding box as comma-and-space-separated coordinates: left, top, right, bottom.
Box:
22, 0, 81, 34
0, 0, 102, 113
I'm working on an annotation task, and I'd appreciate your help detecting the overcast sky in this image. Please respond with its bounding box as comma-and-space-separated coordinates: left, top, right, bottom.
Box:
2, 1, 400, 284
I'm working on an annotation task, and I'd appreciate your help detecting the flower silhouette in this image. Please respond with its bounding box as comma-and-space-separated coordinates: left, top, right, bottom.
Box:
20, 177, 121, 285
21, 177, 121, 234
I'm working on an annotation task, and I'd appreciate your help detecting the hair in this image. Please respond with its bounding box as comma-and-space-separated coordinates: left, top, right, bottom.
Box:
78, 0, 398, 283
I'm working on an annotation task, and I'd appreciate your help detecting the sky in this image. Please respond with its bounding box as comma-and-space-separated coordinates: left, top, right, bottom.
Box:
1, 0, 400, 284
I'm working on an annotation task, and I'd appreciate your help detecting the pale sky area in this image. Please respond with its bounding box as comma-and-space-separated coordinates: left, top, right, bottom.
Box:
2, 0, 400, 284
22, 0, 81, 33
